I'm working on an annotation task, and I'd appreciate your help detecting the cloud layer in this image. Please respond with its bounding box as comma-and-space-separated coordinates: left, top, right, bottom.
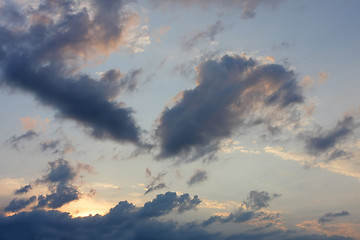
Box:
1, 191, 353, 240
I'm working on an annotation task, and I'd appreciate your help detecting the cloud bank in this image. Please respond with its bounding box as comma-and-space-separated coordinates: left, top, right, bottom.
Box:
1, 190, 353, 240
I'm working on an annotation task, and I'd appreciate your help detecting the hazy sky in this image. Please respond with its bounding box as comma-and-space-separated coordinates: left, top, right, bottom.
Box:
0, 0, 360, 239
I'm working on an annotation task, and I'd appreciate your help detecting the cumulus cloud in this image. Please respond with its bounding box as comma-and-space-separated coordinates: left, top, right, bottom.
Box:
187, 170, 208, 186
3, 159, 92, 212
0, 191, 353, 240
156, 54, 304, 161
0, 0, 143, 145
148, 0, 284, 19
318, 211, 350, 224
243, 191, 281, 210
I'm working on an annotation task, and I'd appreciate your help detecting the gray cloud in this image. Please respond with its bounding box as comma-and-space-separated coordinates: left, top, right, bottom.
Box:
144, 183, 167, 195
0, 192, 354, 240
144, 168, 168, 195
0, 0, 143, 145
3, 159, 90, 212
187, 170, 208, 186
14, 184, 32, 195
305, 116, 358, 155
36, 183, 80, 209
318, 211, 350, 224
139, 192, 201, 217
156, 54, 304, 161
40, 140, 60, 152
5, 131, 39, 150
4, 196, 37, 213
203, 190, 281, 226
148, 0, 284, 19
182, 21, 224, 50
243, 191, 281, 210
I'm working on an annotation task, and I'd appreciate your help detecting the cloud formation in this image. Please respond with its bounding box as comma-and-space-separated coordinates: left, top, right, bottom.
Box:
156, 54, 304, 160
182, 21, 224, 50
305, 116, 358, 156
0, 0, 143, 145
4, 196, 37, 213
243, 190, 281, 210
0, 191, 353, 240
318, 211, 350, 224
187, 170, 208, 186
3, 159, 92, 212
14, 184, 32, 195
144, 168, 168, 195
5, 131, 39, 150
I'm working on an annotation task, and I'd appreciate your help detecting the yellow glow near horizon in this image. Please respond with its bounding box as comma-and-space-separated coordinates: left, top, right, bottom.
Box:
59, 196, 115, 217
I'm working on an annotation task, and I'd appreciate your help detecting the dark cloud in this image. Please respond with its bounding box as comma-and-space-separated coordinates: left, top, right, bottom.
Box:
305, 116, 358, 155
187, 170, 208, 186
40, 158, 77, 184
148, 0, 284, 19
144, 168, 168, 195
36, 183, 80, 209
3, 159, 89, 212
202, 211, 256, 226
243, 191, 281, 210
14, 184, 32, 195
182, 21, 224, 50
139, 192, 201, 217
0, 0, 143, 145
203, 190, 281, 227
5, 130, 39, 150
33, 159, 82, 209
0, 192, 354, 240
318, 211, 350, 224
4, 196, 37, 212
156, 54, 304, 160
144, 183, 167, 195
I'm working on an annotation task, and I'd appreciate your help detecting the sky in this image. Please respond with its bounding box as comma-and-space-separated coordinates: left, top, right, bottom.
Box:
0, 0, 360, 239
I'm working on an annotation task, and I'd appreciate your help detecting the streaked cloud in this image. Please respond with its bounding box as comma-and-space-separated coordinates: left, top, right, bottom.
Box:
181, 21, 224, 50
5, 131, 39, 150
319, 211, 350, 224
187, 170, 208, 186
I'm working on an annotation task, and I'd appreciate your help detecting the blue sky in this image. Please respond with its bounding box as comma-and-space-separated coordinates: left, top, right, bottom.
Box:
0, 0, 360, 239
